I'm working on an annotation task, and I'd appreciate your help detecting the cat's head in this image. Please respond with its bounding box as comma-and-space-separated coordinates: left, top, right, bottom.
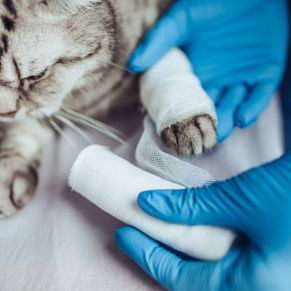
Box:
0, 0, 115, 122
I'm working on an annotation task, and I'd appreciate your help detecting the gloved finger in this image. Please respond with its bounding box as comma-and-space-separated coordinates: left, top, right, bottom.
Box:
216, 84, 248, 142
138, 182, 247, 229
116, 226, 217, 291
128, 0, 189, 73
205, 87, 222, 104
116, 226, 184, 289
139, 155, 291, 232
235, 82, 276, 128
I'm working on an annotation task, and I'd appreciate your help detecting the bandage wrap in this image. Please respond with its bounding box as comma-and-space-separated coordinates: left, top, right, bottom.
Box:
69, 146, 235, 260
140, 49, 217, 134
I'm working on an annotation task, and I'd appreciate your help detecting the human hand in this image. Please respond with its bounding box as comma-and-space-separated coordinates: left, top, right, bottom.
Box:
130, 0, 289, 142
116, 154, 291, 290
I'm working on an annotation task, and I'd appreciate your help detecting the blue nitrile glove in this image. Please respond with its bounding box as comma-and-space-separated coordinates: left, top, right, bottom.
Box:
129, 0, 289, 142
116, 154, 291, 291
281, 47, 291, 151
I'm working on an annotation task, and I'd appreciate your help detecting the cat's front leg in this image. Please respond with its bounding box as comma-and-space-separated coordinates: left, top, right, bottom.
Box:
0, 119, 53, 218
140, 49, 217, 156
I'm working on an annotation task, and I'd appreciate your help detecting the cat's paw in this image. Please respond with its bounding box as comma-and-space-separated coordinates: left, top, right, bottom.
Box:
161, 114, 217, 156
0, 155, 39, 218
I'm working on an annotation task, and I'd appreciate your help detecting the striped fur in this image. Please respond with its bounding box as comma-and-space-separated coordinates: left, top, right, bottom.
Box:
0, 0, 171, 217
0, 0, 217, 217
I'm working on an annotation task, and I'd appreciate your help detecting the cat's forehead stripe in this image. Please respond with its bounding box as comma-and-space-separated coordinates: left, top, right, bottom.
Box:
2, 16, 15, 32
3, 0, 17, 17
1, 35, 8, 53
0, 0, 17, 62
0, 0, 17, 60
0, 34, 8, 59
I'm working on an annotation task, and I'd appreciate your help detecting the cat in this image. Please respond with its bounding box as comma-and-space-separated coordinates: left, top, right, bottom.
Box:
0, 0, 216, 218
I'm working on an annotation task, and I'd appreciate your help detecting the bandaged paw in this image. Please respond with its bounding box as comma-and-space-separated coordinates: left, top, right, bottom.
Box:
69, 145, 235, 260
140, 49, 217, 156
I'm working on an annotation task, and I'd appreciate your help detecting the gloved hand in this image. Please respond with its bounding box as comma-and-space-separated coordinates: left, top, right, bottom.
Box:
129, 0, 289, 142
116, 154, 291, 291
281, 43, 291, 151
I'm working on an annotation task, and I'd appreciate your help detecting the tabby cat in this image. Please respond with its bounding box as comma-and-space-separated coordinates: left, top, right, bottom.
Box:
0, 0, 216, 218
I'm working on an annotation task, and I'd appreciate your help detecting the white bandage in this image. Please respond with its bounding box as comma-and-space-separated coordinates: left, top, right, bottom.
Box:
140, 49, 217, 134
69, 146, 235, 260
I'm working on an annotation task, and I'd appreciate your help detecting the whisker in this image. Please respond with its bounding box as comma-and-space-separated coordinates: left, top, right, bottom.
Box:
48, 118, 76, 150
62, 108, 122, 136
108, 61, 133, 74
38, 113, 59, 134
38, 116, 51, 130
61, 108, 126, 144
61, 111, 125, 145
55, 114, 93, 145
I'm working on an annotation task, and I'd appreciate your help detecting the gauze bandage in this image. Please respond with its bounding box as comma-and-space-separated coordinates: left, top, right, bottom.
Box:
136, 116, 213, 187
69, 146, 236, 260
140, 49, 217, 134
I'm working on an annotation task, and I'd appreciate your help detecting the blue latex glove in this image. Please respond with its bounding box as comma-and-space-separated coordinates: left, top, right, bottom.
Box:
116, 154, 291, 291
129, 0, 289, 142
281, 46, 291, 151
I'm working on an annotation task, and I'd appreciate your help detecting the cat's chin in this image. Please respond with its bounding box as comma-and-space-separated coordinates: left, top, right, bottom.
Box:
0, 117, 17, 123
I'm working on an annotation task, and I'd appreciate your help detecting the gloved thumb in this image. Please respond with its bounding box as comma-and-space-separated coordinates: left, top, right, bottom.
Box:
128, 0, 189, 73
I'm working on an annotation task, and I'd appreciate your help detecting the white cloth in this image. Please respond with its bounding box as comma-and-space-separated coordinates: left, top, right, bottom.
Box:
69, 146, 235, 260
136, 116, 213, 187
140, 49, 217, 134
0, 97, 284, 291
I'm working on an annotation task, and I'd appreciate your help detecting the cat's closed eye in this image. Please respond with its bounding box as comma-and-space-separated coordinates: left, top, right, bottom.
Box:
26, 69, 47, 82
